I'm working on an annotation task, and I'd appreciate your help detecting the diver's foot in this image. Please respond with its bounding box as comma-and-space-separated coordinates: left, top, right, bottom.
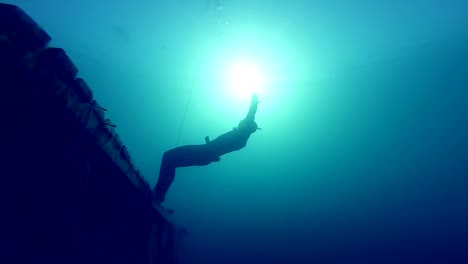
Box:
152, 197, 162, 206
166, 208, 175, 215
151, 191, 164, 205
150, 203, 175, 220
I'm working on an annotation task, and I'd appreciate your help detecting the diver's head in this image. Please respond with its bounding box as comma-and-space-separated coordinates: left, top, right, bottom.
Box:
238, 120, 259, 134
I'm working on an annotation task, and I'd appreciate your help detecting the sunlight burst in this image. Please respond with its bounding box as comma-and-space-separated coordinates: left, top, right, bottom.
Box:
225, 61, 268, 100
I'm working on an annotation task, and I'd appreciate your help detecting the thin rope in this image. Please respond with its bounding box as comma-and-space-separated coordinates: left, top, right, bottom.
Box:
174, 1, 229, 146
174, 54, 204, 146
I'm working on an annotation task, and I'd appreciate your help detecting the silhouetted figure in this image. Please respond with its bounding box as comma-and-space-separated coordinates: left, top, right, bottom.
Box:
153, 94, 260, 204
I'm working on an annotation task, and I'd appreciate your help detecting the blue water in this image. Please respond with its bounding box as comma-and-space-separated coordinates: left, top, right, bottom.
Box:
4, 0, 468, 263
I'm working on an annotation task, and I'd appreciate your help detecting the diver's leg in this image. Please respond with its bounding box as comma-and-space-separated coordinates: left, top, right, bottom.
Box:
172, 144, 215, 167
153, 145, 214, 203
153, 151, 177, 204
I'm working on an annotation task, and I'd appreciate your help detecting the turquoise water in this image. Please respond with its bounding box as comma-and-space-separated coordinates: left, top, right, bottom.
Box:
5, 0, 468, 263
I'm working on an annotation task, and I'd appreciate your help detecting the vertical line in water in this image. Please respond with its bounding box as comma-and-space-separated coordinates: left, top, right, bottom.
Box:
175, 1, 230, 145
175, 58, 203, 146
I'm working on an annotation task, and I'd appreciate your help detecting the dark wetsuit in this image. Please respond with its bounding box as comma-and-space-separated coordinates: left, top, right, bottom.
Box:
153, 95, 259, 203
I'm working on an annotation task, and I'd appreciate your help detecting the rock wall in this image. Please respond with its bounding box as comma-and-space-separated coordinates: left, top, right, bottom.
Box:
0, 4, 184, 264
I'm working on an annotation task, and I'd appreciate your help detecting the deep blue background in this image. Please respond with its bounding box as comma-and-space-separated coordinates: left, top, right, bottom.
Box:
3, 0, 468, 263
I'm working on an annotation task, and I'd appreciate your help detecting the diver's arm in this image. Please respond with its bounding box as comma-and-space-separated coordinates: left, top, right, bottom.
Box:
244, 93, 259, 122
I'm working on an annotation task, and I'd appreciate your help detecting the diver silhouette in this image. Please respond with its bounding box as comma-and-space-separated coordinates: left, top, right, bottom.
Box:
153, 93, 260, 204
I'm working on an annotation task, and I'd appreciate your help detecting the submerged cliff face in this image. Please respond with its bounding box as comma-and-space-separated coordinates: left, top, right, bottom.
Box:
0, 4, 184, 264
